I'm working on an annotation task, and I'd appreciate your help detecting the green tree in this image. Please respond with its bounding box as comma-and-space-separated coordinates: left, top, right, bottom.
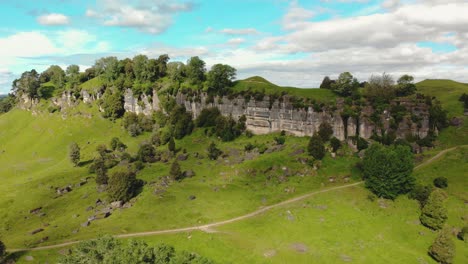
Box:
429, 101, 448, 131
207, 142, 222, 160
167, 61, 186, 83
168, 137, 176, 153
396, 74, 416, 96
308, 133, 325, 160
319, 76, 333, 89
101, 90, 125, 120
69, 142, 80, 166
458, 226, 467, 241
0, 239, 6, 259
137, 143, 157, 163
318, 122, 333, 142
170, 161, 182, 181
409, 184, 433, 207
420, 189, 448, 230
433, 177, 448, 188
110, 137, 127, 152
132, 54, 149, 81
94, 156, 108, 185
12, 70, 40, 98
94, 56, 119, 84
429, 228, 455, 264
107, 170, 137, 202
363, 73, 396, 103
186, 56, 206, 85
331, 72, 359, 97
196, 107, 221, 127
330, 137, 341, 152
0, 94, 15, 113
206, 64, 236, 95
66, 64, 80, 88
362, 144, 414, 199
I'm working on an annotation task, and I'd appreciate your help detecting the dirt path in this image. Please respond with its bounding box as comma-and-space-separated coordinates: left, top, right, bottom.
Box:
10, 146, 463, 253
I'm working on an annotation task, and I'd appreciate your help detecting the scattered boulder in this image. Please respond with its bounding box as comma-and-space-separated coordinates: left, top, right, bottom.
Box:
95, 199, 103, 206
58, 248, 71, 256
450, 117, 463, 127
56, 186, 72, 195
183, 170, 195, 178
263, 249, 277, 258
25, 256, 34, 261
72, 214, 79, 218
81, 221, 90, 227
87, 215, 97, 222
72, 229, 79, 234
290, 243, 308, 253
86, 206, 94, 211
29, 207, 42, 214
177, 154, 189, 161
329, 177, 336, 183
291, 148, 305, 156
30, 228, 44, 235
39, 236, 49, 243
111, 201, 123, 208
340, 254, 353, 262
188, 195, 196, 200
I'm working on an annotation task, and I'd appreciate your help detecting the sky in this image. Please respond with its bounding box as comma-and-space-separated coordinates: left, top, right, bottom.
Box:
1, 0, 468, 94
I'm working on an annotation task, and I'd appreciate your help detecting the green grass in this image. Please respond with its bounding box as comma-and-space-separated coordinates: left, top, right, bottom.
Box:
232, 76, 337, 102
80, 77, 104, 92
416, 79, 467, 117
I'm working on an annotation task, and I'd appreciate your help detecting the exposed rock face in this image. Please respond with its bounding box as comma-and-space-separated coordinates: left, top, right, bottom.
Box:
175, 93, 430, 140
52, 91, 76, 109
123, 89, 160, 115
18, 94, 39, 110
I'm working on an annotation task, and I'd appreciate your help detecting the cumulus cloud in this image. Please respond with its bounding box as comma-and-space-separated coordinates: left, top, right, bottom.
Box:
219, 28, 259, 35
37, 13, 70, 26
86, 0, 195, 34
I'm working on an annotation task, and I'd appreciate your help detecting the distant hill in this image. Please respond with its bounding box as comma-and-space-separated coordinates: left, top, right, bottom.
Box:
416, 79, 468, 117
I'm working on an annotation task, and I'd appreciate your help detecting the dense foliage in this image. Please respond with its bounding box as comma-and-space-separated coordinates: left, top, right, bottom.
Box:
433, 177, 448, 188
60, 236, 214, 264
0, 95, 15, 113
420, 189, 448, 230
0, 239, 5, 259
318, 122, 333, 142
69, 142, 81, 166
170, 161, 182, 181
107, 170, 139, 202
307, 134, 325, 160
409, 184, 433, 207
362, 144, 414, 199
207, 142, 222, 160
428, 228, 455, 264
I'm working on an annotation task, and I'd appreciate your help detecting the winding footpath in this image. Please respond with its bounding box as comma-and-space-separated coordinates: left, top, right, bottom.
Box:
9, 146, 463, 253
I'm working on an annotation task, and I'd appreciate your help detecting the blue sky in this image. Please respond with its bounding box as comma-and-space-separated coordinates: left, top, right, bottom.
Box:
1, 0, 468, 94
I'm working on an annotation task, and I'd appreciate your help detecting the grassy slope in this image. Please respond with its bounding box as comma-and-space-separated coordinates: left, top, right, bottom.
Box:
0, 105, 358, 251
231, 76, 337, 102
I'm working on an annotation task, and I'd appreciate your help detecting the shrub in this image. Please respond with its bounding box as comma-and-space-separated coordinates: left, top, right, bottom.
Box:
318, 122, 333, 142
409, 184, 433, 207
433, 177, 448, 188
246, 130, 253, 138
330, 137, 341, 152
420, 189, 448, 230
168, 137, 176, 153
69, 142, 80, 166
274, 136, 286, 145
170, 161, 183, 181
0, 239, 5, 259
429, 228, 455, 264
196, 107, 221, 127
457, 226, 468, 241
94, 157, 108, 185
137, 143, 158, 163
362, 144, 414, 199
356, 137, 369, 151
107, 170, 138, 202
244, 143, 255, 152
110, 137, 126, 152
308, 134, 325, 160
207, 142, 222, 160
101, 90, 124, 120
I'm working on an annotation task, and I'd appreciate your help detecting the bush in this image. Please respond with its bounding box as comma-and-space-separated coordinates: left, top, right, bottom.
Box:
420, 189, 448, 230
330, 137, 341, 152
137, 143, 158, 163
318, 122, 333, 142
196, 107, 221, 127
308, 134, 325, 160
170, 161, 183, 181
94, 157, 108, 185
101, 90, 124, 120
110, 137, 127, 152
107, 170, 138, 202
457, 226, 468, 241
433, 177, 448, 188
69, 142, 80, 166
207, 142, 222, 160
244, 143, 255, 152
362, 144, 414, 199
409, 184, 433, 207
168, 137, 176, 153
356, 137, 369, 151
428, 228, 455, 264
0, 239, 5, 259
274, 136, 286, 145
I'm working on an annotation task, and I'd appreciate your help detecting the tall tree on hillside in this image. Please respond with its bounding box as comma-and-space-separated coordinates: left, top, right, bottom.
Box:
318, 122, 333, 142
167, 62, 186, 83
206, 64, 236, 95
319, 76, 334, 89
69, 142, 81, 167
364, 73, 396, 103
12, 70, 40, 98
362, 144, 414, 199
396, 74, 416, 96
429, 228, 455, 264
308, 133, 325, 160
420, 189, 448, 230
94, 156, 108, 185
107, 170, 138, 202
94, 56, 119, 83
40, 65, 66, 88
186, 56, 206, 85
66, 64, 80, 88
331, 72, 359, 97
157, 54, 170, 78
132, 54, 149, 81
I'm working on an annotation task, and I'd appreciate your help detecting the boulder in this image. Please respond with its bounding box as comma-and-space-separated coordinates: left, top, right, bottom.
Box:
177, 154, 189, 161
183, 170, 195, 178
111, 201, 123, 208
188, 195, 196, 200
30, 228, 44, 235
450, 117, 463, 127
81, 221, 90, 227
29, 207, 42, 214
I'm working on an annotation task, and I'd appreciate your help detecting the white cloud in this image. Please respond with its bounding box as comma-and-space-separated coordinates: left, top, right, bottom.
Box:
226, 38, 245, 46
219, 28, 259, 35
37, 13, 70, 26
86, 0, 195, 34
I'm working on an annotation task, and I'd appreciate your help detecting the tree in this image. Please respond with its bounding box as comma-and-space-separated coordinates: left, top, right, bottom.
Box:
167, 61, 186, 83
101, 90, 124, 120
110, 137, 126, 152
409, 184, 433, 207
318, 122, 333, 142
206, 64, 236, 94
186, 56, 206, 85
69, 142, 80, 166
420, 189, 448, 230
330, 72, 359, 97
363, 73, 396, 103
396, 74, 416, 96
362, 144, 414, 199
94, 156, 108, 185
207, 142, 222, 160
168, 137, 176, 153
330, 137, 341, 152
458, 226, 468, 241
137, 143, 157, 163
170, 161, 182, 181
428, 228, 455, 264
433, 177, 448, 188
96, 144, 108, 158
66, 64, 80, 88
429, 101, 448, 131
107, 170, 137, 202
196, 107, 221, 127
12, 70, 40, 98
308, 133, 325, 160
94, 56, 119, 84
0, 94, 15, 113
319, 76, 334, 89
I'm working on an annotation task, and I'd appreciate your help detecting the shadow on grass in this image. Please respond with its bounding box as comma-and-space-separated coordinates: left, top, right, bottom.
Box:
78, 159, 94, 167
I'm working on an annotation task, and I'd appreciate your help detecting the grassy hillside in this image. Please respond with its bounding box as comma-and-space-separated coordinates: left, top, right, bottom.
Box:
416, 79, 467, 117
232, 76, 337, 102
